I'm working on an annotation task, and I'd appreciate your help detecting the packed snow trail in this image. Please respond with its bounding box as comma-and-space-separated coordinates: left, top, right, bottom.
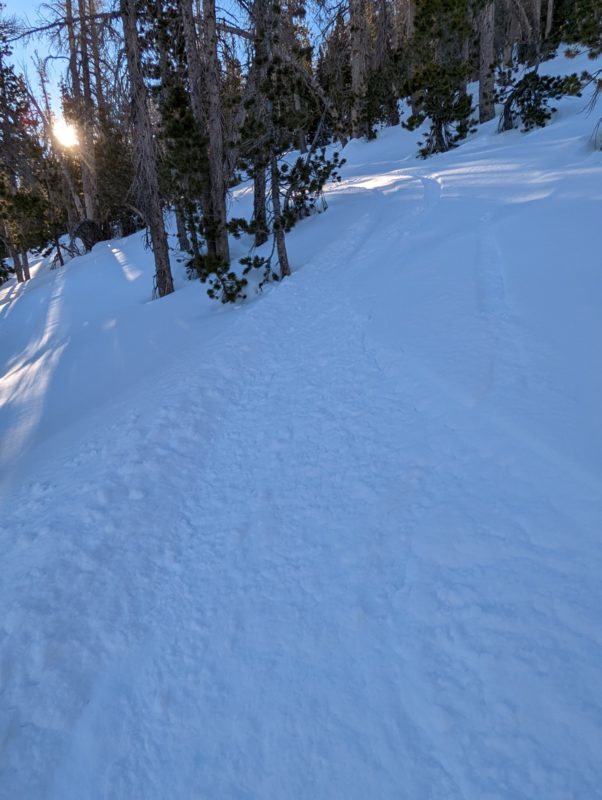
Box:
3, 267, 601, 799
2, 52, 602, 799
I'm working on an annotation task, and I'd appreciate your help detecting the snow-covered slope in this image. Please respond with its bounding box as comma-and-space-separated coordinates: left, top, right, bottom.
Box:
1, 51, 601, 799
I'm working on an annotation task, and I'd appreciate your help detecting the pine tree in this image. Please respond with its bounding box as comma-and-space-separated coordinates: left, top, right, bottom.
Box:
404, 0, 476, 157
0, 16, 55, 280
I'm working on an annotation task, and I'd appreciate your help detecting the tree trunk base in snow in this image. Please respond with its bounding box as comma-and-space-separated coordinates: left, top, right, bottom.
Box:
75, 219, 104, 253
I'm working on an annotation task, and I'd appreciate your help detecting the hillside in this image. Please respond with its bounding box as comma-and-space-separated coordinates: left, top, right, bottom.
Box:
1, 51, 602, 799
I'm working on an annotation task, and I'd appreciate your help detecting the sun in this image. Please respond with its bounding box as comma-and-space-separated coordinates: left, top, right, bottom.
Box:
53, 118, 79, 148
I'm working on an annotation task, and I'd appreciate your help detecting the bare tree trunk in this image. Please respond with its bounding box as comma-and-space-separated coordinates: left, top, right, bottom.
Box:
21, 250, 31, 281
120, 0, 174, 298
65, 0, 98, 221
253, 163, 268, 247
12, 250, 24, 283
405, 0, 415, 39
293, 93, 308, 152
87, 0, 107, 116
178, 0, 214, 256
349, 0, 368, 138
186, 204, 202, 260
175, 205, 190, 251
63, 163, 85, 220
392, 0, 412, 47
65, 0, 98, 223
375, 0, 399, 126
499, 0, 525, 68
65, 202, 76, 234
0, 220, 24, 282
270, 155, 290, 278
65, 0, 82, 108
503, 7, 519, 68
374, 0, 388, 69
55, 236, 65, 266
77, 0, 93, 116
77, 0, 99, 222
544, 0, 554, 39
506, 0, 533, 45
179, 0, 230, 265
202, 0, 230, 265
479, 1, 496, 123
178, 2, 209, 241
179, 0, 205, 131
248, 11, 271, 248
400, 0, 421, 116
531, 0, 542, 43
460, 24, 471, 99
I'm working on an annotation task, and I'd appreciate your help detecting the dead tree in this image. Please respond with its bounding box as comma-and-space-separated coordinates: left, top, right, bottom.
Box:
179, 0, 230, 265
120, 0, 174, 297
479, 1, 496, 123
349, 0, 369, 137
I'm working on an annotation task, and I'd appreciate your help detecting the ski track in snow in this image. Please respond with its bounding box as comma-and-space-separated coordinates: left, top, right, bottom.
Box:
2, 268, 601, 799
2, 54, 602, 799
474, 220, 529, 404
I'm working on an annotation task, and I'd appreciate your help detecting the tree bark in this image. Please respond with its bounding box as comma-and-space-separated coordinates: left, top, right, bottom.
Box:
65, 0, 82, 109
65, 0, 98, 223
55, 236, 65, 266
202, 0, 230, 265
391, 0, 415, 48
544, 0, 554, 39
87, 0, 107, 117
177, 0, 214, 258
78, 0, 99, 222
253, 162, 268, 247
531, 0, 542, 44
0, 220, 25, 283
186, 204, 202, 260
399, 0, 421, 115
179, 0, 230, 265
270, 155, 290, 278
175, 204, 190, 251
21, 250, 31, 281
11, 249, 24, 283
349, 0, 368, 138
506, 0, 533, 45
479, 1, 496, 123
179, 0, 205, 131
120, 0, 174, 297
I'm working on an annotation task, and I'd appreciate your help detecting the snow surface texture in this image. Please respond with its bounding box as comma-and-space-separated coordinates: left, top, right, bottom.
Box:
1, 52, 602, 799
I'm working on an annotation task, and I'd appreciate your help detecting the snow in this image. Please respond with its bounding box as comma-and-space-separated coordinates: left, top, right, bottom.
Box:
1, 51, 602, 798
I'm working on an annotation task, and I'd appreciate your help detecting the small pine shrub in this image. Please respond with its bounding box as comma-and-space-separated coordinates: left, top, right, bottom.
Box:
187, 253, 249, 304
281, 148, 345, 230
498, 70, 587, 133
404, 63, 476, 158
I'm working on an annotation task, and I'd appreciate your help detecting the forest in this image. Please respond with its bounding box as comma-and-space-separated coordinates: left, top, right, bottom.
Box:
2, 1, 602, 796
1, 0, 599, 299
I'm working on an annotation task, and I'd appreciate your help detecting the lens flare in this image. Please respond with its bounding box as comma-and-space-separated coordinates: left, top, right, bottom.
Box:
53, 119, 79, 148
